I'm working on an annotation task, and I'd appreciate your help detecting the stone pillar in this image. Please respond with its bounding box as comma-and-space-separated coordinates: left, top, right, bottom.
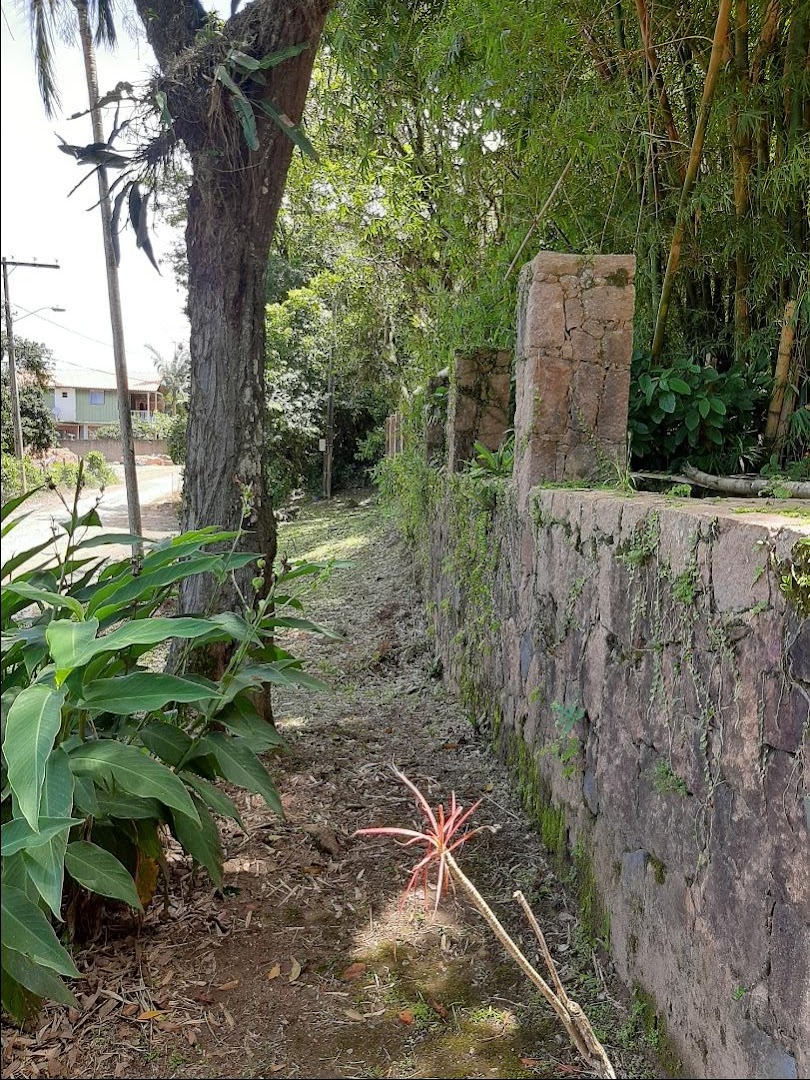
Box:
513, 252, 635, 505
446, 348, 512, 473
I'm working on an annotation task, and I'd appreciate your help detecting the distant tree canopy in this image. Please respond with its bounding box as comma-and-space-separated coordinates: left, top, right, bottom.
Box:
285, 0, 807, 474
1, 333, 57, 454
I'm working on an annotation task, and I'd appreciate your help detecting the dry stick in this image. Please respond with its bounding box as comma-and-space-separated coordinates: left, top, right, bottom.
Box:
650, 0, 732, 360
765, 299, 797, 443
444, 851, 616, 1079
504, 158, 574, 280
513, 890, 569, 1004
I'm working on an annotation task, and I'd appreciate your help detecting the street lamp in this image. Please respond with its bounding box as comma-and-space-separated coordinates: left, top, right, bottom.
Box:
14, 305, 67, 321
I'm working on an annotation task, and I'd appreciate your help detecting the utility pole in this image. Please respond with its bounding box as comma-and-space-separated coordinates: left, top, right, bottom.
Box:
75, 0, 142, 551
1, 257, 60, 494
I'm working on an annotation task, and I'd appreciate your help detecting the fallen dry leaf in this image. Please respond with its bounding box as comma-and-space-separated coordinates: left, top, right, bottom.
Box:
343, 1009, 365, 1022
289, 959, 302, 982
217, 979, 240, 991
341, 962, 367, 982
136, 1010, 164, 1022
398, 1009, 414, 1025
121, 1003, 139, 1018
429, 999, 448, 1019
221, 1005, 236, 1030
266, 963, 282, 980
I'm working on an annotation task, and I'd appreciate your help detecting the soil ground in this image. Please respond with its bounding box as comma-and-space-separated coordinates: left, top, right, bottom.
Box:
1, 494, 661, 1080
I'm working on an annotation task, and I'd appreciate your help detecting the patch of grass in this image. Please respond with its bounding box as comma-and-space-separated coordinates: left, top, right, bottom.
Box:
653, 759, 688, 798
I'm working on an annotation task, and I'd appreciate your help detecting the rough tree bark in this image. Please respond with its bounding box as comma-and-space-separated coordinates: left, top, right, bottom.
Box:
133, 0, 332, 620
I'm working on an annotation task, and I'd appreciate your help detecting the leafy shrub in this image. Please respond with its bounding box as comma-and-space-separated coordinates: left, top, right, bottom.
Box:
629, 350, 770, 473
0, 477, 337, 1020
166, 414, 187, 466
1, 455, 45, 499
374, 448, 440, 545
94, 414, 175, 441
467, 433, 514, 479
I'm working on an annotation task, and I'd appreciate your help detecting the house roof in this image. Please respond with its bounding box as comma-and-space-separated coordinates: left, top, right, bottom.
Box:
48, 366, 162, 393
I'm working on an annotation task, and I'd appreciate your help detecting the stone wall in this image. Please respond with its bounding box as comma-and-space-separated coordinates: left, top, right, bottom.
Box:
426, 482, 808, 1079
514, 253, 635, 502
65, 438, 170, 462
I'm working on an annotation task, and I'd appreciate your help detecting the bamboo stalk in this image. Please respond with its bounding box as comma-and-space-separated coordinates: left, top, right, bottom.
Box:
732, 0, 752, 353
504, 158, 574, 279
765, 300, 797, 442
634, 0, 687, 182
651, 0, 733, 360
444, 851, 616, 1079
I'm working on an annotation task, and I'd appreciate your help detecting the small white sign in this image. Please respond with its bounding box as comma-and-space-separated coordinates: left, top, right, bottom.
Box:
318, 438, 327, 452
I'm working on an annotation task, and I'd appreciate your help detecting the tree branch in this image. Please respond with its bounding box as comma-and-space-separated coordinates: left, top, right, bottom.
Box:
133, 0, 207, 71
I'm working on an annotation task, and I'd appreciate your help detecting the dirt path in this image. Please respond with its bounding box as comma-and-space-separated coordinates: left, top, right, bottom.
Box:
1, 496, 659, 1080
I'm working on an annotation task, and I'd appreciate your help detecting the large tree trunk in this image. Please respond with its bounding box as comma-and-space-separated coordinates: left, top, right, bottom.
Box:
134, 0, 331, 621
181, 185, 277, 614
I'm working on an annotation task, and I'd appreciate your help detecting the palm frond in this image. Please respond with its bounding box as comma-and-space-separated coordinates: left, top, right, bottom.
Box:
28, 0, 62, 117
89, 0, 116, 47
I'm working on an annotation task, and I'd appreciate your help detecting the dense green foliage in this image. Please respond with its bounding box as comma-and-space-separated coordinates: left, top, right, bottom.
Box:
0, 478, 336, 1019
1, 452, 116, 500
303, 0, 808, 473
1, 335, 57, 457
94, 413, 175, 441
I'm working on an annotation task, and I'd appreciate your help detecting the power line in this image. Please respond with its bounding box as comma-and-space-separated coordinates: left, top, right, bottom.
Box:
14, 304, 114, 348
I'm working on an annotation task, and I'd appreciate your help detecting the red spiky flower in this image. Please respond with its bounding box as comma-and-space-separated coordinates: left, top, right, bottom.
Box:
353, 764, 490, 911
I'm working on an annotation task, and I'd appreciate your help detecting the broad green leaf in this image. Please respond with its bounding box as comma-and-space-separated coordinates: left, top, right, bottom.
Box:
64, 617, 217, 668
1, 886, 79, 977
182, 773, 244, 827
69, 532, 151, 552
4, 686, 66, 829
658, 392, 677, 414
1, 537, 57, 581
88, 555, 222, 620
1, 817, 81, 857
79, 672, 220, 715
64, 841, 142, 910
216, 697, 285, 753
214, 62, 245, 98
1, 487, 46, 524
170, 796, 223, 885
46, 619, 100, 680
698, 397, 711, 419
684, 410, 701, 432
139, 722, 194, 767
709, 397, 727, 415
60, 507, 102, 532
194, 733, 282, 815
23, 749, 75, 918
669, 378, 691, 395
69, 742, 199, 823
254, 99, 318, 161
72, 776, 99, 816
1, 946, 78, 1008
95, 791, 164, 821
232, 95, 259, 151
4, 583, 84, 620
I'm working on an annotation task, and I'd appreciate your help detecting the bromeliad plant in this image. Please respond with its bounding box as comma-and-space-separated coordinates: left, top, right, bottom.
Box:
1, 475, 338, 1021
356, 767, 616, 1080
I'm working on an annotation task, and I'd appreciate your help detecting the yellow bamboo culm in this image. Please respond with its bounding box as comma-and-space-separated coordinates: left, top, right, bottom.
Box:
651, 0, 733, 360
765, 299, 797, 445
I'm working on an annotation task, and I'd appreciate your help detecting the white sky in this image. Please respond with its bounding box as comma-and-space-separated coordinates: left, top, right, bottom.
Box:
0, 3, 230, 382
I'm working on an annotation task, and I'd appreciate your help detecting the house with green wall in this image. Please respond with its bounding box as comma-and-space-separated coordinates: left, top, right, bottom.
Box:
45, 366, 164, 440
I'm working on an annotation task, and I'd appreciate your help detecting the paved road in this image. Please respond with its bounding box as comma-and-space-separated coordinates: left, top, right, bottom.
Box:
4, 466, 182, 565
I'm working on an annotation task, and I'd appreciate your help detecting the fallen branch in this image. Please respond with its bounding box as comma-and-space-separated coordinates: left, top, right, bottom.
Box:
683, 464, 810, 499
